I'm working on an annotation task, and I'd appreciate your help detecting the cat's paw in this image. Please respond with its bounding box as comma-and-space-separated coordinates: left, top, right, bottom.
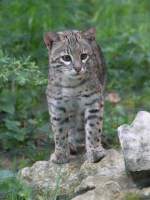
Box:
50, 152, 69, 164
86, 147, 106, 163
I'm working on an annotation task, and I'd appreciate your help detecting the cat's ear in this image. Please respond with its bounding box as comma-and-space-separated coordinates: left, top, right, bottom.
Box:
44, 32, 59, 49
82, 27, 96, 40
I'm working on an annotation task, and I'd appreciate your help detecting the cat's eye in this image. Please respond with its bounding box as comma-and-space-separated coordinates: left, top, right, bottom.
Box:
61, 55, 72, 62
81, 53, 88, 61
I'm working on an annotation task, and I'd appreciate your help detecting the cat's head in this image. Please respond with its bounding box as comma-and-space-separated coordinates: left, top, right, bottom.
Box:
44, 28, 96, 76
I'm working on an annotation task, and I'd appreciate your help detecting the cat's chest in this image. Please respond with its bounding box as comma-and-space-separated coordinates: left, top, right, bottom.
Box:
60, 75, 99, 96
60, 89, 101, 113
48, 74, 101, 111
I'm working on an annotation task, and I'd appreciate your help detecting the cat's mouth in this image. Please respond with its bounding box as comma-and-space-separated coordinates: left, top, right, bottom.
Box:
63, 68, 87, 78
72, 71, 86, 77
73, 68, 86, 76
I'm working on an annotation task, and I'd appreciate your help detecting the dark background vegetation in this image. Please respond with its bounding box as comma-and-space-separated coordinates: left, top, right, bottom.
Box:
0, 0, 149, 199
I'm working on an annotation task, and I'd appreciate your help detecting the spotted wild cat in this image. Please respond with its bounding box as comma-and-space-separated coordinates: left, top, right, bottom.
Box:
44, 28, 106, 164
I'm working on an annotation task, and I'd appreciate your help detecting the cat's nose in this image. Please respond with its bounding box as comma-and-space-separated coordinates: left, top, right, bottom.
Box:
74, 66, 82, 73
74, 61, 82, 73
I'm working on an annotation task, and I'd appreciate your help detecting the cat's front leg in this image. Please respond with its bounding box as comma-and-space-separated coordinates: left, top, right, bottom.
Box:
68, 128, 78, 154
85, 100, 106, 163
50, 111, 70, 164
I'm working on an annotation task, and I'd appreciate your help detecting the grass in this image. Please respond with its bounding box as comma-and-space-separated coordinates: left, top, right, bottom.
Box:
0, 170, 32, 200
125, 193, 142, 200
0, 168, 67, 200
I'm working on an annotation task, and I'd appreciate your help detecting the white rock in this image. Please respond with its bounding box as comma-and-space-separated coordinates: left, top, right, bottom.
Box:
118, 111, 150, 172
73, 177, 122, 200
19, 150, 127, 199
19, 147, 150, 200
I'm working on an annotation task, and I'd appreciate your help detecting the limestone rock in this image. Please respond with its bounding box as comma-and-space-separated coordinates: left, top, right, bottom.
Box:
19, 156, 84, 198
118, 111, 150, 186
19, 149, 127, 199
73, 150, 134, 200
72, 176, 123, 200
19, 147, 150, 200
80, 149, 125, 178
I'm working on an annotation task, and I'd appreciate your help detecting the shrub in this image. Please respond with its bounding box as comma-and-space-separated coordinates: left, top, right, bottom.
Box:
0, 50, 49, 150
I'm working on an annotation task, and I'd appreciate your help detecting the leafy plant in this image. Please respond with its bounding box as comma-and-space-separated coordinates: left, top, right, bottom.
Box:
0, 50, 49, 151
0, 170, 32, 200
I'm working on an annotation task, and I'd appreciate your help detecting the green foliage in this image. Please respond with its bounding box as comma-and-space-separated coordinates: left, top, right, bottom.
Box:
125, 193, 142, 200
0, 169, 69, 200
0, 0, 149, 63
103, 32, 150, 143
0, 51, 49, 150
0, 50, 46, 87
105, 32, 150, 93
0, 170, 32, 200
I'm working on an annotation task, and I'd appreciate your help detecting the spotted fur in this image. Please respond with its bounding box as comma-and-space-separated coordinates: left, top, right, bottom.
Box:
44, 28, 106, 164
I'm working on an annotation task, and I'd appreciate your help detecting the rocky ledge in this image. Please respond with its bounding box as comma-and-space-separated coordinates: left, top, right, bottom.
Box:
19, 111, 150, 200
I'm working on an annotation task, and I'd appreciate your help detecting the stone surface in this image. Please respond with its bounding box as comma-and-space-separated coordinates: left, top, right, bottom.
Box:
19, 154, 84, 198
19, 148, 150, 200
19, 111, 150, 199
118, 111, 150, 186
73, 187, 150, 200
80, 149, 125, 178
72, 176, 123, 200
19, 149, 129, 198
72, 150, 135, 200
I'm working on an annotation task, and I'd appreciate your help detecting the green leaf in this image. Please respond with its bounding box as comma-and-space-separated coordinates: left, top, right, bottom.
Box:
5, 120, 20, 132
0, 90, 16, 114
0, 103, 15, 114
